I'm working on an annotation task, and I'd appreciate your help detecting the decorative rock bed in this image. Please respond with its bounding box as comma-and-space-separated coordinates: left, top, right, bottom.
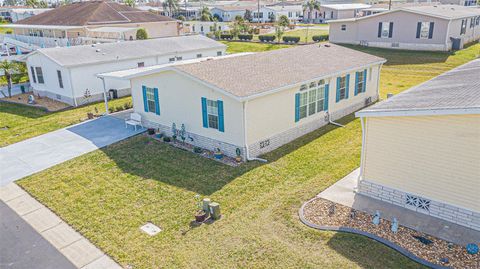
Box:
1, 93, 70, 111
300, 198, 479, 269
146, 133, 241, 166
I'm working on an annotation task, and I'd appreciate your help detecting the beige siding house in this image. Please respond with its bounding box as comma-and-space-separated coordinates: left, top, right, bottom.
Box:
100, 44, 385, 160
356, 59, 480, 231
329, 5, 480, 51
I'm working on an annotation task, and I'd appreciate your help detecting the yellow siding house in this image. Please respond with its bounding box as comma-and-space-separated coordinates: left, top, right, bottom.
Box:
356, 59, 480, 231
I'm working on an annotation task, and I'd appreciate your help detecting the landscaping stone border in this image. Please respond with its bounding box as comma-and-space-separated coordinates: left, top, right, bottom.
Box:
298, 197, 450, 269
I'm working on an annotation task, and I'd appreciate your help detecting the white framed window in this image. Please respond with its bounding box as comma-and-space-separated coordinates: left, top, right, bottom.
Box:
381, 22, 391, 38
57, 70, 63, 88
30, 66, 36, 83
169, 57, 175, 62
137, 62, 145, 67
197, 53, 202, 58
206, 99, 219, 129
217, 51, 222, 56
145, 87, 156, 113
176, 56, 182, 61
341, 24, 346, 31
298, 80, 326, 120
461, 19, 467, 35
419, 22, 430, 39
356, 71, 365, 94
35, 67, 44, 84
338, 76, 347, 100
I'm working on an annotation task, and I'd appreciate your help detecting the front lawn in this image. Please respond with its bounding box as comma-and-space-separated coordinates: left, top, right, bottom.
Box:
0, 97, 132, 147
18, 116, 424, 268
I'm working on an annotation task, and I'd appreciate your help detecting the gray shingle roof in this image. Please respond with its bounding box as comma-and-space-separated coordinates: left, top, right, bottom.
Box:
34, 35, 226, 67
357, 58, 480, 116
175, 43, 386, 98
401, 5, 480, 20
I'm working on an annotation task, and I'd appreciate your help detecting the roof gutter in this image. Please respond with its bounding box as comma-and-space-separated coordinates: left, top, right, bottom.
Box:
355, 107, 480, 118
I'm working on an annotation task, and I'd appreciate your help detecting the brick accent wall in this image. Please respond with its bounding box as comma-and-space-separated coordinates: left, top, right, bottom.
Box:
358, 179, 480, 231
248, 97, 376, 158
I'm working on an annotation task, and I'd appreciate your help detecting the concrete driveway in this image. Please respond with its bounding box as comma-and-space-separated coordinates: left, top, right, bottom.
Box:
0, 115, 144, 186
0, 200, 76, 269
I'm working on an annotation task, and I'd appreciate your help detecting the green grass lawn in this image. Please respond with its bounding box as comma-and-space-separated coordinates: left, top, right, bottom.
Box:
222, 41, 290, 54
10, 43, 480, 268
283, 28, 329, 43
0, 97, 132, 147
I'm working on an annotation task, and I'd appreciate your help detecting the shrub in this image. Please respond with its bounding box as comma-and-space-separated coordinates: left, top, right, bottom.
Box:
115, 106, 123, 112
123, 102, 132, 110
163, 136, 171, 142
136, 28, 148, 40
220, 33, 233, 40
312, 34, 329, 42
258, 35, 276, 42
193, 146, 203, 153
238, 34, 253, 41
282, 36, 300, 43
108, 107, 115, 113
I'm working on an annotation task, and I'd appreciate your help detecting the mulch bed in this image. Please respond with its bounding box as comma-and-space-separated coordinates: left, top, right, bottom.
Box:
1, 93, 70, 111
146, 133, 241, 167
302, 198, 479, 269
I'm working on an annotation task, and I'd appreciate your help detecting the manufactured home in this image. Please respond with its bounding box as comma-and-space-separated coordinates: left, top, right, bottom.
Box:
329, 5, 480, 51
25, 35, 226, 106
99, 44, 386, 160
356, 59, 480, 231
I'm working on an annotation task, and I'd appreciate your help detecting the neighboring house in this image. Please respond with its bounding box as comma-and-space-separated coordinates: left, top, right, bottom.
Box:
25, 35, 226, 106
1, 1, 179, 50
252, 7, 276, 23
99, 44, 385, 160
305, 3, 371, 23
410, 0, 478, 6
183, 21, 230, 35
210, 6, 255, 22
252, 5, 304, 23
0, 7, 51, 22
329, 5, 480, 51
355, 59, 480, 231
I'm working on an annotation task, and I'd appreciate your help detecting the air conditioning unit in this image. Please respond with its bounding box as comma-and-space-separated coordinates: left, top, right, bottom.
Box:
365, 97, 372, 106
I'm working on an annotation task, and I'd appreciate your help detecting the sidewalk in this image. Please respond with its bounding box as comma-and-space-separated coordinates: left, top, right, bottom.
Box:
0, 183, 122, 269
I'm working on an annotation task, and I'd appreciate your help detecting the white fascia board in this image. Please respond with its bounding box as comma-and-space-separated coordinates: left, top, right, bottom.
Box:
355, 107, 480, 118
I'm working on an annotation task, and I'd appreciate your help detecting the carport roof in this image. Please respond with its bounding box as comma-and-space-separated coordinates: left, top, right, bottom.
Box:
357, 59, 480, 117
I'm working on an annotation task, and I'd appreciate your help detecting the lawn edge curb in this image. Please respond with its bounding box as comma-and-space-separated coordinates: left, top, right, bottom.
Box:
298, 197, 450, 269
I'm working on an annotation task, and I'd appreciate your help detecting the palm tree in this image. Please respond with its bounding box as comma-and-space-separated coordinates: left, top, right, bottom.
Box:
200, 6, 211, 21
303, 0, 320, 23
163, 0, 179, 18
124, 0, 135, 8
26, 0, 39, 8
0, 60, 18, 98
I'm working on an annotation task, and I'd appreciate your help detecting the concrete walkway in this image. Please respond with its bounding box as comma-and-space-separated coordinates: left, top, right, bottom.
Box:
318, 169, 480, 245
0, 183, 121, 269
0, 115, 144, 186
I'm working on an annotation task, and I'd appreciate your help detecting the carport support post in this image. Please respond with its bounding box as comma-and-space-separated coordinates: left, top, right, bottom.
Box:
100, 77, 109, 115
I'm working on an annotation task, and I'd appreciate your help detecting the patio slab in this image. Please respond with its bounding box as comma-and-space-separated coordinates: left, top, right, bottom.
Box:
0, 115, 145, 186
318, 168, 480, 245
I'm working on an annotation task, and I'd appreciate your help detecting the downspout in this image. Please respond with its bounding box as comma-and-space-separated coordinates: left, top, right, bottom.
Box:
100, 77, 109, 115
327, 112, 345, 127
68, 68, 77, 107
243, 100, 268, 163
356, 116, 367, 192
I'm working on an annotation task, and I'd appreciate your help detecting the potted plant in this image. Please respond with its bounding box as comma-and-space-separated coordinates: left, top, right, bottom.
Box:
147, 128, 155, 135
235, 148, 242, 163
194, 194, 207, 223
163, 136, 171, 142
214, 148, 223, 159
193, 146, 203, 154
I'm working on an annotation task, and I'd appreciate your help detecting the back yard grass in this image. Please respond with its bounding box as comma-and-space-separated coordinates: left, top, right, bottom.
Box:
11, 43, 480, 268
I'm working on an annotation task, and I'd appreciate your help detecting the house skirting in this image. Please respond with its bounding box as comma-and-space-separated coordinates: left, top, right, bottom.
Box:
358, 179, 480, 231
142, 119, 247, 160
331, 40, 448, 51
248, 96, 376, 158
33, 88, 131, 107
33, 89, 75, 106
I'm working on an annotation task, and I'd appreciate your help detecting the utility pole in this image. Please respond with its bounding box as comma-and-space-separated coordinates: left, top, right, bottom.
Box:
388, 0, 392, 10
257, 0, 260, 24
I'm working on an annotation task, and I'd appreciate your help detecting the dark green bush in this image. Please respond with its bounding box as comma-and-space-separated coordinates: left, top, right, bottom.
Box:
163, 136, 171, 142
238, 34, 253, 41
258, 35, 276, 42
193, 146, 203, 153
312, 34, 329, 42
220, 34, 233, 40
282, 36, 300, 43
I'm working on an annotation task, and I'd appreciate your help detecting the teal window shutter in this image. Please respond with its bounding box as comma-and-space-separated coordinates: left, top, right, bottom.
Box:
324, 84, 329, 111
335, 77, 341, 103
363, 69, 367, 93
354, 72, 359, 96
201, 97, 208, 128
345, 74, 350, 99
217, 100, 224, 132
294, 93, 300, 122
154, 88, 160, 115
142, 85, 148, 112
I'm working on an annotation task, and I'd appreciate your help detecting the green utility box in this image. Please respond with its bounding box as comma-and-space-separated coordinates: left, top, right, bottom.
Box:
209, 202, 221, 220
